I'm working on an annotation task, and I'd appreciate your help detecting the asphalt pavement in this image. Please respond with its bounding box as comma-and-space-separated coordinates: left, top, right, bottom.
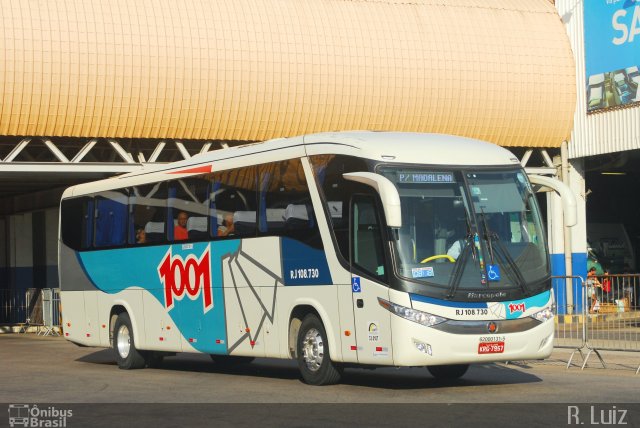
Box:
1, 334, 639, 427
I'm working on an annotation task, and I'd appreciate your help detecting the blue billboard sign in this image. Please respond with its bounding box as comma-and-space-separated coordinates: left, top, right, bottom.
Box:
584, 0, 640, 112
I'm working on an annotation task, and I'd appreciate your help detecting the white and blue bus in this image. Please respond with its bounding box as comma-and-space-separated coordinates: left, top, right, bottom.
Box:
59, 131, 564, 385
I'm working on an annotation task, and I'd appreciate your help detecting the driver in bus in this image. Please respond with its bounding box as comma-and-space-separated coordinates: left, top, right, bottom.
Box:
446, 222, 469, 260
447, 238, 466, 260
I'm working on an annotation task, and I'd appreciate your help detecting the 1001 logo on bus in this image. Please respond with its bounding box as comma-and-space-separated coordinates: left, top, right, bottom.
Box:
158, 245, 213, 313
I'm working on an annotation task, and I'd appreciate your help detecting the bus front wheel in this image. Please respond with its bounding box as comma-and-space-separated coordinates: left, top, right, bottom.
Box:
296, 314, 343, 385
427, 364, 469, 380
113, 312, 146, 370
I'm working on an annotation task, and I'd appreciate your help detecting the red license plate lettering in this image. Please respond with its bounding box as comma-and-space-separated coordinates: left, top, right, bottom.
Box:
478, 341, 505, 354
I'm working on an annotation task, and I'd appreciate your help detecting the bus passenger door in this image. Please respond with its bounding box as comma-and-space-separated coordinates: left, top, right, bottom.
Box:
350, 196, 393, 365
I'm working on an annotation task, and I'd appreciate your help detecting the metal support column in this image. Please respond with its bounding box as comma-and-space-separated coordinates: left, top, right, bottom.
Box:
561, 140, 574, 313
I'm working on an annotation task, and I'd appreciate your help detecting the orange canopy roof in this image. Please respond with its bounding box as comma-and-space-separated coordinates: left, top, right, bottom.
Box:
0, 0, 575, 147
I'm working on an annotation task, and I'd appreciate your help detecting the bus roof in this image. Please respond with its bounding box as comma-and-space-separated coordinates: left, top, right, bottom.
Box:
303, 131, 520, 166
63, 132, 521, 198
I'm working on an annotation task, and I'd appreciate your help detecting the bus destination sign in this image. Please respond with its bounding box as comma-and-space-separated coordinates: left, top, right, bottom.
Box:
398, 172, 454, 184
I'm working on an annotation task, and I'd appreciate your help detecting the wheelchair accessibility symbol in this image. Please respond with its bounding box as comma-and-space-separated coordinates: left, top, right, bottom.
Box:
352, 277, 361, 293
487, 264, 501, 282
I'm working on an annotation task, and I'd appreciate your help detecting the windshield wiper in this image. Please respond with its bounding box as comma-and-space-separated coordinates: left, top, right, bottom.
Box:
445, 233, 473, 298
477, 210, 530, 295
479, 208, 495, 264
488, 231, 530, 295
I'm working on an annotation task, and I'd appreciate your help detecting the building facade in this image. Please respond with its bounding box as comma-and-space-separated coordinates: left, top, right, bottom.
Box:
556, 0, 640, 277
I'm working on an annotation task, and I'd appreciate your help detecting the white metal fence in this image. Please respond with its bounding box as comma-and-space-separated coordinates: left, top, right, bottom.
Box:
553, 275, 640, 374
0, 288, 61, 335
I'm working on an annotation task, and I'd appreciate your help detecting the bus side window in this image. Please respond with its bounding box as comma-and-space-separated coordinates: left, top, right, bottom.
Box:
168, 177, 211, 242
210, 166, 258, 238
129, 183, 167, 244
259, 159, 322, 249
94, 190, 128, 248
60, 196, 93, 250
351, 195, 386, 280
309, 154, 370, 261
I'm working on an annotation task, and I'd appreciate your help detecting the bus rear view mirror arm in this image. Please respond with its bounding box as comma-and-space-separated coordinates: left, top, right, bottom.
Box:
528, 174, 577, 227
343, 172, 402, 228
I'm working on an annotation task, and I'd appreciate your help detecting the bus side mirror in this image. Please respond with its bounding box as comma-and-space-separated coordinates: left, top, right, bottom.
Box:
343, 172, 402, 228
528, 174, 577, 227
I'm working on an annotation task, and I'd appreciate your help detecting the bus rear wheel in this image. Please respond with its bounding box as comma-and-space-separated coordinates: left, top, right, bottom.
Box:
296, 314, 342, 385
427, 364, 469, 380
113, 312, 146, 370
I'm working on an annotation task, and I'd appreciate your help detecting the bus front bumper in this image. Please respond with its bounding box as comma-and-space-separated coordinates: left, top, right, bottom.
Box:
390, 315, 555, 366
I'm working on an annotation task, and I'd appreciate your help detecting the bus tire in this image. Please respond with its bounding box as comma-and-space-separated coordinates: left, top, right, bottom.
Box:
113, 312, 146, 370
209, 355, 255, 366
427, 364, 469, 380
296, 314, 342, 385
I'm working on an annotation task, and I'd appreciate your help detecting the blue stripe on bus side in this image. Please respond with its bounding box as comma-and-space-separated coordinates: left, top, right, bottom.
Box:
410, 294, 489, 308
78, 240, 241, 354
75, 237, 332, 354
411, 290, 551, 320
281, 239, 332, 286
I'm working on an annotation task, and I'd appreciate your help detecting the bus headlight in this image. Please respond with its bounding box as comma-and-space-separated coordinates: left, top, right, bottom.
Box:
378, 298, 447, 327
530, 307, 555, 323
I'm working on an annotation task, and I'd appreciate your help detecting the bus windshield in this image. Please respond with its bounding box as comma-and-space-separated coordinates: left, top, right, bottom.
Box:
379, 167, 548, 294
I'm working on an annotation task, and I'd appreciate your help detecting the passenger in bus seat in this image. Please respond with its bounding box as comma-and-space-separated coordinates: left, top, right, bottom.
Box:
135, 227, 146, 244
174, 211, 189, 240
218, 213, 235, 237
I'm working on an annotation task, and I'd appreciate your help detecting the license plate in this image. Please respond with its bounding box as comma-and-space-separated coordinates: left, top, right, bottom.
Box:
478, 341, 505, 354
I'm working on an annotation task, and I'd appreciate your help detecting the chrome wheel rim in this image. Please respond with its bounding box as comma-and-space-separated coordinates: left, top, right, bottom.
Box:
301, 328, 324, 372
117, 324, 131, 359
